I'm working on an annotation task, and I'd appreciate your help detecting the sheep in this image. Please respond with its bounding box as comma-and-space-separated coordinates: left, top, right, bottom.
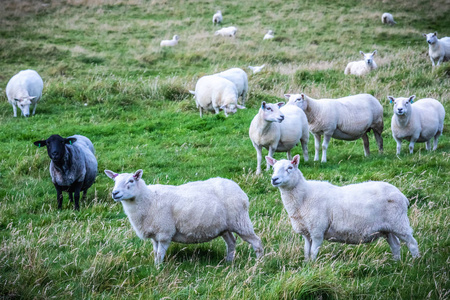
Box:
212, 10, 222, 24
266, 154, 420, 261
104, 169, 263, 265
422, 32, 450, 67
344, 50, 378, 76
388, 95, 445, 154
249, 101, 309, 175
160, 35, 179, 47
189, 75, 245, 117
285, 93, 383, 162
33, 134, 97, 210
248, 64, 265, 74
214, 26, 237, 37
263, 30, 274, 40
6, 69, 44, 117
216, 67, 248, 105
381, 13, 396, 25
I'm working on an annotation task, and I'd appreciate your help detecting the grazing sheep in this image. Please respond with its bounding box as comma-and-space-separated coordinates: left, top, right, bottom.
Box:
344, 50, 378, 76
6, 69, 44, 117
249, 101, 309, 175
263, 30, 274, 40
286, 93, 383, 162
266, 154, 420, 261
33, 135, 97, 210
381, 13, 396, 25
388, 95, 445, 154
160, 35, 179, 47
189, 75, 245, 117
214, 26, 237, 37
212, 10, 223, 24
248, 64, 265, 74
422, 32, 450, 67
104, 169, 263, 265
216, 68, 248, 105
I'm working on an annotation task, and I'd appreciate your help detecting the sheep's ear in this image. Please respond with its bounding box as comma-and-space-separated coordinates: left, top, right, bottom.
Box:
372, 50, 377, 56
65, 137, 77, 145
360, 51, 364, 56
408, 95, 415, 103
189, 90, 195, 95
29, 96, 37, 100
434, 32, 437, 36
265, 156, 277, 166
133, 169, 143, 180
33, 140, 47, 148
300, 93, 306, 100
261, 101, 266, 109
277, 102, 285, 108
387, 96, 395, 104
237, 105, 246, 109
104, 170, 118, 179
284, 94, 291, 99
291, 155, 300, 168
422, 33, 427, 37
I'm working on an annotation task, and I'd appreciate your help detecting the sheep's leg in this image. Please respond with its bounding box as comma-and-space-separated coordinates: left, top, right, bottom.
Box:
267, 147, 275, 171
321, 135, 331, 162
362, 132, 370, 156
56, 188, 63, 210
241, 91, 247, 106
73, 189, 81, 211
386, 233, 401, 260
253, 142, 263, 175
12, 104, 17, 117
32, 102, 37, 116
199, 106, 203, 118
310, 235, 324, 261
373, 127, 384, 153
313, 134, 321, 161
236, 232, 263, 259
155, 240, 171, 265
395, 233, 420, 258
82, 190, 88, 202
408, 139, 417, 154
286, 150, 292, 160
151, 238, 158, 255
222, 231, 236, 261
425, 140, 431, 151
68, 192, 74, 204
303, 235, 312, 261
433, 131, 442, 150
394, 136, 402, 155
301, 139, 309, 162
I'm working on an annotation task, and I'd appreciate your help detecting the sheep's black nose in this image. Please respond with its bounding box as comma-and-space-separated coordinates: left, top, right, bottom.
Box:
272, 177, 279, 185
112, 191, 120, 197
428, 41, 431, 44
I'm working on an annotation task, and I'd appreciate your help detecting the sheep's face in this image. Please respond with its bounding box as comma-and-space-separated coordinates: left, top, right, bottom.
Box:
424, 32, 438, 45
173, 35, 179, 41
14, 96, 35, 117
221, 103, 245, 115
360, 50, 377, 66
389, 96, 415, 116
266, 155, 301, 188
261, 102, 285, 123
285, 94, 307, 111
104, 170, 144, 202
33, 134, 77, 164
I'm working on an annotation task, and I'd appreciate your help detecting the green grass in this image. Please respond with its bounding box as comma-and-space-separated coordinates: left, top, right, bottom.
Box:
0, 0, 449, 299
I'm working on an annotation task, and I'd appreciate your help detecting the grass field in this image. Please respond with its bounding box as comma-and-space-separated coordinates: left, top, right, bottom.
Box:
0, 0, 449, 298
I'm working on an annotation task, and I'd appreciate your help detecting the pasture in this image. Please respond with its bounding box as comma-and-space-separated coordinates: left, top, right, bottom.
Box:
0, 0, 449, 298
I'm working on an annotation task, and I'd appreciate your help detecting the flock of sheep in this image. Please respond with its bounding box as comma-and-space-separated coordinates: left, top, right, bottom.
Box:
5, 10, 448, 266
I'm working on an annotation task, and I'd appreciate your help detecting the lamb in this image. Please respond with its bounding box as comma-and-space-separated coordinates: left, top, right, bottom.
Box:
285, 93, 383, 162
422, 32, 450, 67
249, 101, 309, 175
263, 30, 274, 40
160, 35, 179, 47
381, 13, 396, 25
212, 10, 222, 24
266, 154, 420, 261
214, 26, 237, 37
216, 67, 248, 105
189, 75, 245, 117
104, 169, 263, 265
344, 50, 378, 76
388, 95, 445, 154
248, 64, 265, 74
6, 69, 44, 117
33, 134, 97, 210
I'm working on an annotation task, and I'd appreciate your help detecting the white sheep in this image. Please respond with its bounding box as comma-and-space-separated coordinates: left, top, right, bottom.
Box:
286, 93, 384, 162
266, 154, 420, 261
388, 95, 445, 154
212, 10, 223, 24
104, 169, 263, 265
248, 64, 265, 74
189, 75, 245, 117
216, 67, 248, 105
263, 30, 274, 40
344, 50, 378, 76
381, 13, 396, 25
214, 26, 237, 37
6, 69, 44, 117
160, 35, 179, 47
249, 101, 309, 175
422, 32, 450, 67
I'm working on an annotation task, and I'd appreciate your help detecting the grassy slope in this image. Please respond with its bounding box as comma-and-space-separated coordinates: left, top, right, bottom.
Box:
0, 0, 449, 299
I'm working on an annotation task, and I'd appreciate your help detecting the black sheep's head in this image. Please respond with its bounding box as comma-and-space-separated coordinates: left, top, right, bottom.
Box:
34, 135, 77, 163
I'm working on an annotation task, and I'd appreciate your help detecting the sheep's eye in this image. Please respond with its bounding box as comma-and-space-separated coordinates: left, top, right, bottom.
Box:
128, 179, 134, 184
287, 166, 293, 171
267, 107, 272, 111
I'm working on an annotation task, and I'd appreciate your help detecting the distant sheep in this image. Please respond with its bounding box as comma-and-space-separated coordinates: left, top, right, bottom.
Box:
263, 30, 274, 40
266, 154, 420, 261
344, 50, 378, 76
104, 169, 263, 265
216, 67, 248, 105
160, 35, 179, 47
189, 75, 245, 117
248, 64, 265, 74
381, 13, 396, 25
388, 95, 445, 154
422, 32, 450, 67
215, 26, 237, 37
286, 93, 383, 162
212, 10, 222, 24
6, 69, 44, 117
33, 134, 97, 210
